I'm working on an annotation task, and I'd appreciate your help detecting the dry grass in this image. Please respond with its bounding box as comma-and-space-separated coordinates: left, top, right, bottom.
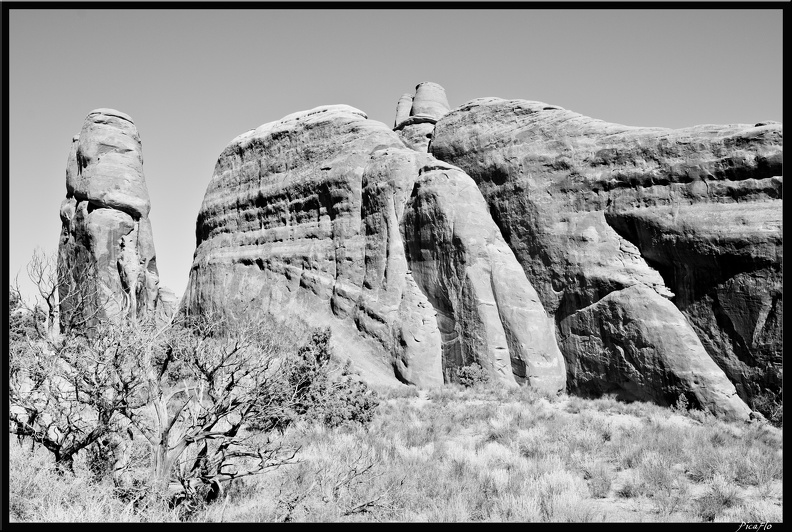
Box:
8, 442, 180, 522
9, 385, 783, 522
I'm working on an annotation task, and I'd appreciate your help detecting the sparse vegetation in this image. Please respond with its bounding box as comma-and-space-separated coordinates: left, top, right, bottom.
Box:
10, 380, 783, 522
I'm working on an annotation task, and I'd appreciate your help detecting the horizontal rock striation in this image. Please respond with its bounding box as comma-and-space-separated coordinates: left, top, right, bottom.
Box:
185, 104, 565, 390
58, 109, 174, 330
430, 97, 779, 419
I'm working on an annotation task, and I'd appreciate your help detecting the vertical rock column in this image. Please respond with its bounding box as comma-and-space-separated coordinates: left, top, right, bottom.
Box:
58, 108, 171, 331
394, 93, 414, 128
393, 82, 450, 152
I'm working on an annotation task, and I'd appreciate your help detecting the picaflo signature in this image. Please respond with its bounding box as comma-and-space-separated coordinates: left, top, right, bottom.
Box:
736, 523, 773, 532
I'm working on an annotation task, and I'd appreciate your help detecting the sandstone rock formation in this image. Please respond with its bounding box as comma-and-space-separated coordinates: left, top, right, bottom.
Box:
393, 82, 450, 152
394, 93, 413, 128
184, 104, 565, 391
181, 83, 779, 419
607, 200, 782, 402
430, 97, 781, 419
403, 159, 565, 392
58, 109, 173, 329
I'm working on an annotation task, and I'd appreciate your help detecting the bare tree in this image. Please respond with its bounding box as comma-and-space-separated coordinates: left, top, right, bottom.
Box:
9, 318, 147, 473
9, 251, 318, 506
116, 312, 306, 500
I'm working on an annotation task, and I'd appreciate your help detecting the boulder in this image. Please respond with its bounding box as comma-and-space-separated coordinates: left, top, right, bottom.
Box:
560, 283, 750, 420
58, 109, 169, 330
67, 109, 150, 219
430, 97, 778, 419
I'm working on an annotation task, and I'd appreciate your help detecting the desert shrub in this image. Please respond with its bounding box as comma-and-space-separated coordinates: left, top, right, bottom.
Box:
562, 422, 602, 457
637, 450, 677, 495
278, 329, 379, 429
731, 444, 782, 487
565, 396, 587, 414
693, 474, 742, 522
684, 433, 758, 484
480, 410, 518, 447
749, 389, 782, 427
10, 260, 379, 516
401, 419, 436, 448
426, 386, 461, 405
609, 433, 644, 471
712, 499, 783, 523
518, 426, 552, 460
582, 461, 613, 498
534, 469, 591, 522
686, 407, 717, 426
670, 392, 690, 414
616, 479, 639, 499
315, 376, 380, 428
457, 363, 490, 388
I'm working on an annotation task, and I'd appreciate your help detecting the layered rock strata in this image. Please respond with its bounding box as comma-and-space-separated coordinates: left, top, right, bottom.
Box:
58, 109, 173, 329
393, 82, 450, 152
430, 98, 780, 420
185, 104, 565, 391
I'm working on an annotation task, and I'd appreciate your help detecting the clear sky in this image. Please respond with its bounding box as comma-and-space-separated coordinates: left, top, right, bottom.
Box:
8, 8, 783, 304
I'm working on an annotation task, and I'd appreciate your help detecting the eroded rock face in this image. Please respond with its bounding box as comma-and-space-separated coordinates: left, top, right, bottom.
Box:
185, 104, 564, 390
606, 200, 782, 400
58, 109, 173, 329
403, 159, 565, 392
430, 97, 779, 419
394, 82, 450, 152
183, 86, 778, 419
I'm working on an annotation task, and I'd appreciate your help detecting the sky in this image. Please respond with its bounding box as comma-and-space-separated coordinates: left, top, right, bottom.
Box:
7, 8, 783, 304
